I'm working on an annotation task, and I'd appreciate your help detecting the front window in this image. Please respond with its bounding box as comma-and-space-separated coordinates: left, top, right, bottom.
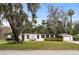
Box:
46, 35, 49, 38
41, 35, 44, 38
27, 35, 29, 39
37, 35, 39, 39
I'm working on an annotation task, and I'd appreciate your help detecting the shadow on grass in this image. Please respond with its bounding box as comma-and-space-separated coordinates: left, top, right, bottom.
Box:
6, 41, 25, 44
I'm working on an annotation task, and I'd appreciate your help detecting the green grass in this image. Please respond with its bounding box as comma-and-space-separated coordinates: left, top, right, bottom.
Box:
0, 41, 79, 50
0, 39, 6, 42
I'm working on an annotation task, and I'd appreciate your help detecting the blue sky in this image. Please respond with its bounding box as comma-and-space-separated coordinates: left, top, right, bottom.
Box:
3, 3, 79, 26
23, 3, 79, 24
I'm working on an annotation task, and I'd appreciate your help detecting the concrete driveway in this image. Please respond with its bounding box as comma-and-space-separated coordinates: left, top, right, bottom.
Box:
0, 50, 79, 55
65, 41, 79, 44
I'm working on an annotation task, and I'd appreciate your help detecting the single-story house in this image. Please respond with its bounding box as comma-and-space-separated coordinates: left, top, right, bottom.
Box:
6, 34, 53, 41
6, 33, 73, 41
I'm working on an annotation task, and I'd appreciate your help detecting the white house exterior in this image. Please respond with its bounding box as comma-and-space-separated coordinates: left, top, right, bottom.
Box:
6, 33, 73, 41
63, 34, 73, 41
24, 34, 45, 41
7, 34, 51, 41
59, 33, 73, 41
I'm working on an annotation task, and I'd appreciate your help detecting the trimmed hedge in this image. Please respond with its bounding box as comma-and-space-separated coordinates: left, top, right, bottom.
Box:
44, 38, 63, 41
30, 39, 36, 41
6, 38, 15, 41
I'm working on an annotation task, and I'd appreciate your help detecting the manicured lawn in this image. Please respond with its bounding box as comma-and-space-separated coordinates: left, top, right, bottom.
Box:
0, 41, 79, 50
0, 39, 7, 42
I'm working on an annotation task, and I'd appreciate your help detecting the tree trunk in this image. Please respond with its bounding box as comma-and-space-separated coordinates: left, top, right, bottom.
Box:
32, 13, 35, 33
12, 29, 20, 43
20, 34, 24, 43
70, 16, 72, 27
70, 16, 72, 35
8, 19, 20, 43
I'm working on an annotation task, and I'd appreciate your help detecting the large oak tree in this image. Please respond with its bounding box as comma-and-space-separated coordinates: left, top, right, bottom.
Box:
0, 3, 29, 43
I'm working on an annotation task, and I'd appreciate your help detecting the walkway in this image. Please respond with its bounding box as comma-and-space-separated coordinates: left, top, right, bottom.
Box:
0, 50, 79, 55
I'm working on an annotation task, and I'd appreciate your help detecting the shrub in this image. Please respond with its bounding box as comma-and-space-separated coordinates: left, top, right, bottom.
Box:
73, 34, 79, 41
44, 38, 63, 41
6, 38, 15, 41
30, 39, 36, 41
